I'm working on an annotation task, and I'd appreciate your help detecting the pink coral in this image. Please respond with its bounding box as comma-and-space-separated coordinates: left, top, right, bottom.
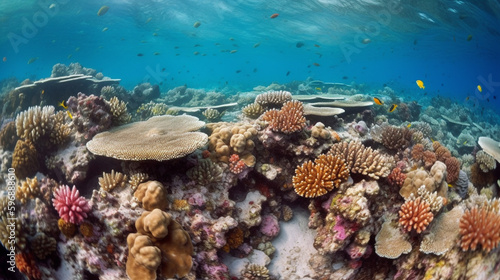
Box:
52, 185, 91, 225
260, 214, 280, 237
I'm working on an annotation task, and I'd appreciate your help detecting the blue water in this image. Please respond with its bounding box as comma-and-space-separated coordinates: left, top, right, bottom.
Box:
1, 0, 499, 114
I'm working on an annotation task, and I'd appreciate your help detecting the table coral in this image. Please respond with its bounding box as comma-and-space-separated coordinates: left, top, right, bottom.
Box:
262, 100, 306, 134
399, 197, 434, 233
52, 185, 91, 225
292, 154, 349, 198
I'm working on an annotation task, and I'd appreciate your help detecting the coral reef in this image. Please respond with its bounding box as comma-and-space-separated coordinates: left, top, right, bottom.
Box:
242, 103, 265, 119
107, 96, 131, 125
380, 125, 413, 151
67, 92, 113, 141
459, 202, 500, 252
476, 150, 497, 172
202, 108, 224, 122
255, 90, 292, 108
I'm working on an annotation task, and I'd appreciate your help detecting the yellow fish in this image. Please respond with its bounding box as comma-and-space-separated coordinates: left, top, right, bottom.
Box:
477, 85, 482, 92
315, 87, 322, 91
373, 97, 383, 105
416, 80, 425, 89
388, 104, 398, 113
463, 141, 467, 145
58, 100, 68, 109
66, 110, 73, 119
41, 90, 44, 95
407, 123, 411, 128
448, 183, 453, 188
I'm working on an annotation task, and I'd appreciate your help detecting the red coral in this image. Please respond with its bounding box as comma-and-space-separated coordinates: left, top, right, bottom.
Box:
459, 206, 500, 252
262, 100, 306, 134
16, 253, 42, 280
445, 157, 460, 183
52, 185, 91, 225
387, 167, 407, 187
411, 144, 425, 161
229, 154, 246, 174
399, 197, 434, 233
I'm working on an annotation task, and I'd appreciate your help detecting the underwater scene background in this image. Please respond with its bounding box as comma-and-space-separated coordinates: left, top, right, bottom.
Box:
0, 0, 500, 280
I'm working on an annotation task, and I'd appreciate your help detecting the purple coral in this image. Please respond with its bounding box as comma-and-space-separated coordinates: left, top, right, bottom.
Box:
52, 185, 91, 225
260, 214, 280, 237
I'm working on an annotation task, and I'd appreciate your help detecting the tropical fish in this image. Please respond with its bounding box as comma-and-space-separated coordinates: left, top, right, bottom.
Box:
448, 183, 453, 188
49, 3, 56, 9
193, 51, 199, 55
193, 21, 201, 28
477, 85, 482, 92
75, 47, 80, 52
314, 44, 320, 47
407, 123, 411, 128
153, 52, 160, 55
41, 90, 44, 95
286, 71, 290, 76
137, 53, 144, 56
145, 17, 152, 24
67, 54, 72, 59
270, 13, 279, 18
27, 57, 38, 64
97, 6, 109, 16
388, 104, 398, 112
253, 42, 261, 48
463, 141, 467, 145
416, 80, 425, 89
315, 87, 322, 91
58, 100, 68, 109
362, 38, 371, 44
66, 110, 73, 119
230, 50, 237, 54
152, 32, 158, 36
373, 97, 384, 105
296, 42, 304, 48
102, 27, 108, 32
2, 57, 6, 62
313, 63, 320, 66
465, 96, 469, 101
467, 34, 472, 41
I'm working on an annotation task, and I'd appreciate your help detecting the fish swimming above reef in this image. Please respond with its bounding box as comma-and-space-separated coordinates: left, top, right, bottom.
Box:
373, 97, 384, 105
193, 21, 201, 28
416, 80, 425, 89
388, 104, 398, 112
27, 57, 38, 64
477, 85, 482, 92
270, 13, 279, 18
97, 5, 109, 16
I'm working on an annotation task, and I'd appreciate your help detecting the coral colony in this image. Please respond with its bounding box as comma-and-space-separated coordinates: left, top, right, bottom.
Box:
0, 62, 499, 280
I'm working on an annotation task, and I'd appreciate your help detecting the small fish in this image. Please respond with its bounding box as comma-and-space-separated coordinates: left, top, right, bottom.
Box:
373, 97, 384, 105
229, 37, 235, 41
153, 52, 160, 55
463, 141, 467, 145
193, 51, 199, 55
315, 87, 322, 91
49, 3, 56, 9
145, 17, 152, 24
41, 90, 44, 95
75, 47, 80, 52
388, 104, 398, 112
253, 42, 261, 48
362, 38, 371, 44
465, 96, 469, 101
270, 13, 279, 18
194, 44, 202, 47
27, 57, 38, 64
448, 183, 453, 188
313, 63, 320, 66
407, 123, 411, 128
193, 21, 201, 28
286, 71, 290, 76
431, 138, 435, 142
102, 27, 108, 32
416, 79, 425, 89
58, 100, 68, 109
494, 96, 497, 99
97, 5, 109, 16
137, 53, 144, 56
152, 32, 158, 36
467, 34, 472, 41
296, 42, 304, 48
314, 44, 320, 47
2, 57, 6, 62
67, 54, 72, 59
66, 110, 73, 119
230, 50, 238, 54
236, 70, 241, 73
477, 85, 482, 92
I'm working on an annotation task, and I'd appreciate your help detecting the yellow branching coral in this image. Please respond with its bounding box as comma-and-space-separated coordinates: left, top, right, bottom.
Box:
242, 103, 265, 119
98, 170, 128, 192
129, 172, 149, 191
262, 100, 306, 134
292, 154, 349, 198
107, 96, 131, 125
16, 177, 39, 204
328, 141, 394, 179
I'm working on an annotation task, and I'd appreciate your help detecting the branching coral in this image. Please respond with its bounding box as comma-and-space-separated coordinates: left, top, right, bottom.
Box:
411, 143, 425, 161
380, 125, 413, 150
16, 177, 39, 204
292, 154, 349, 198
242, 263, 270, 280
255, 90, 292, 108
444, 157, 461, 183
202, 108, 224, 122
262, 100, 306, 134
67, 93, 113, 141
387, 167, 406, 187
459, 203, 500, 252
15, 253, 42, 280
31, 232, 57, 259
98, 170, 128, 192
242, 103, 265, 119
229, 154, 246, 174
129, 172, 149, 191
328, 141, 394, 179
107, 96, 131, 125
187, 159, 223, 185
52, 185, 91, 225
399, 196, 434, 233
0, 121, 18, 150
136, 101, 169, 120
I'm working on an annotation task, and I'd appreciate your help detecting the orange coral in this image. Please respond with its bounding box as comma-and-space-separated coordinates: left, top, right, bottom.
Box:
445, 157, 460, 183
79, 221, 94, 237
411, 144, 425, 161
262, 100, 306, 134
399, 197, 434, 233
459, 206, 500, 252
435, 146, 451, 162
16, 252, 42, 280
222, 227, 244, 252
292, 154, 349, 198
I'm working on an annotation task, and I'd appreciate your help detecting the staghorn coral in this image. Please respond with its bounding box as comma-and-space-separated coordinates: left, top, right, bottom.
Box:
86, 115, 208, 161
187, 159, 223, 186
31, 232, 57, 260
476, 150, 497, 172
292, 154, 349, 198
52, 185, 91, 225
328, 141, 394, 179
12, 139, 38, 179
255, 90, 292, 108
0, 121, 18, 150
445, 157, 461, 183
107, 96, 131, 125
262, 100, 306, 134
399, 196, 434, 233
134, 181, 168, 211
242, 263, 270, 280
459, 203, 500, 252
16, 177, 39, 204
202, 108, 224, 122
242, 103, 265, 119
98, 170, 128, 192
380, 125, 413, 151
129, 172, 149, 191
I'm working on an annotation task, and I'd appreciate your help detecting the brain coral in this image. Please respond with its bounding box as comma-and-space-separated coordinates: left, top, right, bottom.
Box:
262, 100, 306, 134
459, 204, 500, 252
292, 153, 349, 198
328, 141, 394, 179
86, 115, 208, 161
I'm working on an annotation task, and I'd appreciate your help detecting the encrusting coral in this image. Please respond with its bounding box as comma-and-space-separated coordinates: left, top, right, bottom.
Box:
86, 115, 208, 161
98, 170, 128, 192
262, 100, 306, 134
328, 141, 394, 179
292, 153, 349, 198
